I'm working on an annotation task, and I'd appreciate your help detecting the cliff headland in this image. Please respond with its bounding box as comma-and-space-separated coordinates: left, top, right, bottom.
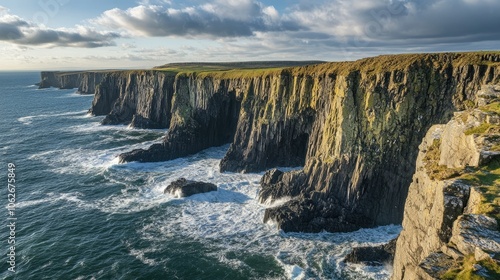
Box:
40, 53, 500, 279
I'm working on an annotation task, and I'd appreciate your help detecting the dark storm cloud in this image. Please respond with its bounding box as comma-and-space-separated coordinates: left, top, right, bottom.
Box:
0, 7, 120, 48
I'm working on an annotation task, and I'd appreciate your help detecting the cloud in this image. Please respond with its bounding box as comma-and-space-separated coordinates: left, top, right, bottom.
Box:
0, 7, 120, 48
94, 0, 301, 38
286, 0, 500, 46
90, 0, 500, 60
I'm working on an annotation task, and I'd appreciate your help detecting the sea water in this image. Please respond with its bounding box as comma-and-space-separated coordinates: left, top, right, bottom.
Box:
0, 72, 400, 279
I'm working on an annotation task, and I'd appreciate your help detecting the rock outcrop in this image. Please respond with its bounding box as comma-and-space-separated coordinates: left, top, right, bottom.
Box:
344, 238, 397, 266
164, 178, 217, 198
392, 85, 500, 279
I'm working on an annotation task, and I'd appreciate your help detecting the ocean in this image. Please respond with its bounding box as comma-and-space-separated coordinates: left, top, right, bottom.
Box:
0, 72, 400, 280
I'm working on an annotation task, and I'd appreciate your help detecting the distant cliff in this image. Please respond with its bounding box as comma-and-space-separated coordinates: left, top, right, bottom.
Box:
38, 71, 105, 94
40, 52, 500, 234
392, 85, 500, 279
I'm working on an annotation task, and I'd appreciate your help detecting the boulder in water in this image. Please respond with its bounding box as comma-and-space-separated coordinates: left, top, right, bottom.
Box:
164, 178, 217, 198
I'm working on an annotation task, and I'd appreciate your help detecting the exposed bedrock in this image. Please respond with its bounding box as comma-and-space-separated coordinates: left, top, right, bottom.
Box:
91, 71, 176, 129
86, 53, 500, 232
344, 238, 397, 266
118, 75, 240, 162
392, 86, 500, 279
262, 56, 500, 232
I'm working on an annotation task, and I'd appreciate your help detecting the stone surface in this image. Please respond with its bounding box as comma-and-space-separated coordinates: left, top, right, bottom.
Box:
164, 178, 217, 198
344, 238, 397, 266
392, 84, 500, 279
391, 125, 471, 279
259, 169, 306, 205
449, 214, 500, 257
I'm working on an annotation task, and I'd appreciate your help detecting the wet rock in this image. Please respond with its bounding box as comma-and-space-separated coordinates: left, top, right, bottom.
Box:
344, 238, 397, 266
259, 169, 306, 204
164, 178, 217, 198
129, 114, 162, 129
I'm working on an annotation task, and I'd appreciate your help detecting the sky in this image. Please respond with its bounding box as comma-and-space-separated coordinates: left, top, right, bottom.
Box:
0, 0, 499, 70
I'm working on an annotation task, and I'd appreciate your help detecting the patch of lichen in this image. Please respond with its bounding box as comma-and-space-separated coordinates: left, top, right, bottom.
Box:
424, 139, 464, 180
441, 254, 500, 280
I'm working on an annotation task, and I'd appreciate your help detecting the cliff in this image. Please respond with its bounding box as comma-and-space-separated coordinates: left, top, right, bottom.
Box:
41, 52, 500, 234
392, 85, 500, 279
90, 70, 176, 128
38, 71, 105, 94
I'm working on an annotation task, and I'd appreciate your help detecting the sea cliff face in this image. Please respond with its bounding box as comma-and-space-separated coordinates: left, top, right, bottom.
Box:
90, 71, 176, 128
38, 71, 104, 94
392, 85, 500, 279
40, 53, 500, 234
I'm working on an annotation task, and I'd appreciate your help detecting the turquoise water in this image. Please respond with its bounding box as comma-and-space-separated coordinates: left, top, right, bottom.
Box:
0, 72, 400, 280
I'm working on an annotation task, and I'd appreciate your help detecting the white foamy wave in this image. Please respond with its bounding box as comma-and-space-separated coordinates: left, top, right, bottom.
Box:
67, 121, 167, 134
28, 131, 165, 174
17, 110, 89, 125
18, 116, 34, 125
16, 192, 87, 209
27, 140, 399, 278
29, 148, 119, 174
93, 190, 173, 214
286, 265, 305, 280
261, 196, 292, 207
70, 112, 94, 119
97, 145, 402, 279
56, 91, 94, 98
125, 242, 158, 266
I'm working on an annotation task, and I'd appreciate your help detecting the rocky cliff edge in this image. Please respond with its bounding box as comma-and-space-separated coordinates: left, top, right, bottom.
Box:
392, 85, 500, 280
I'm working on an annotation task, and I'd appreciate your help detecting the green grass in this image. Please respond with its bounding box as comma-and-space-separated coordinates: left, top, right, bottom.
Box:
480, 102, 500, 115
465, 123, 500, 136
458, 159, 500, 224
441, 254, 500, 280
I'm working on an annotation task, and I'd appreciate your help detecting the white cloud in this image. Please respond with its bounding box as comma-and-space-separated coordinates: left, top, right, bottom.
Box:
0, 8, 120, 48
94, 1, 301, 38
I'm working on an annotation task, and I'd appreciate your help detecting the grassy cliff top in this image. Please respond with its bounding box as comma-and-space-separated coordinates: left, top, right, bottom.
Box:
166, 51, 500, 79
47, 51, 500, 78
153, 61, 324, 71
